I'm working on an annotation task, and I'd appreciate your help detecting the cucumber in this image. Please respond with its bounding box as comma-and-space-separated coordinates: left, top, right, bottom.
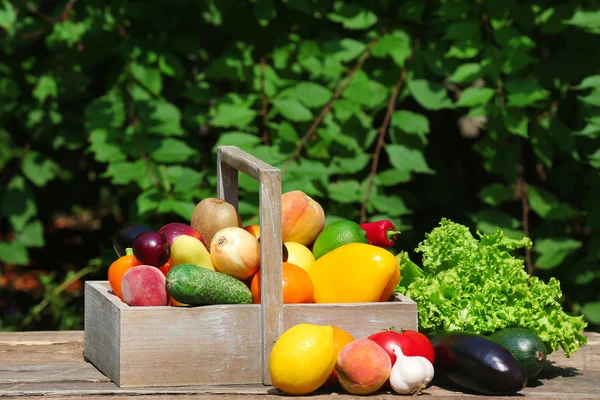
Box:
489, 327, 548, 380
166, 263, 253, 306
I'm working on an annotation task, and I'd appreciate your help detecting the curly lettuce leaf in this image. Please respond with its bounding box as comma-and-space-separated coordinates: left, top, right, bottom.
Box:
397, 218, 588, 357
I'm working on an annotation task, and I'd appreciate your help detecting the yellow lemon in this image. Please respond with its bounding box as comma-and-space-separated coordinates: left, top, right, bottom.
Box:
284, 242, 315, 272
270, 323, 336, 395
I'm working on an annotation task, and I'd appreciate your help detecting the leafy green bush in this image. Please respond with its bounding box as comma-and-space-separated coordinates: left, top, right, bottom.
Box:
1, 0, 599, 331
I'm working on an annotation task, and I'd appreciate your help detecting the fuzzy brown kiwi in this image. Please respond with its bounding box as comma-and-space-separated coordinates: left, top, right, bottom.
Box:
190, 198, 242, 246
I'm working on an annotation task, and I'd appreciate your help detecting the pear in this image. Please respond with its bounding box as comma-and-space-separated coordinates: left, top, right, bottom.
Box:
170, 235, 214, 271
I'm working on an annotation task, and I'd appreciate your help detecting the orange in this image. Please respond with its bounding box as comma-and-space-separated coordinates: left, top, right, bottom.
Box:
323, 327, 355, 387
107, 252, 142, 300
250, 262, 314, 304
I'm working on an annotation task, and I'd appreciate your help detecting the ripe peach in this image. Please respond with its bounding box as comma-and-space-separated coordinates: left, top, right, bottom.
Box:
121, 265, 168, 306
281, 190, 325, 246
336, 338, 392, 395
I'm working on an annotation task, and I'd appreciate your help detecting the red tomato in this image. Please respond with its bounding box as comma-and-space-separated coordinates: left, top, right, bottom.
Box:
368, 329, 435, 366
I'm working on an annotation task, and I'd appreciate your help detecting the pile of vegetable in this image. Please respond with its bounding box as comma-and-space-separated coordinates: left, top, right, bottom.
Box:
396, 218, 588, 357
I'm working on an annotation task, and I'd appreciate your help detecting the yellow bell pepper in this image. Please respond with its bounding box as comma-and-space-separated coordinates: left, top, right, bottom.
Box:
308, 243, 400, 303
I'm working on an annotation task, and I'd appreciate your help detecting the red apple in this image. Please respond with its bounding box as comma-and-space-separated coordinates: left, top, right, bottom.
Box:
158, 222, 207, 249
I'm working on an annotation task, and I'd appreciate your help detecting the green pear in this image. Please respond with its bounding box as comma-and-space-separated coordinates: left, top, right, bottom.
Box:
171, 235, 214, 271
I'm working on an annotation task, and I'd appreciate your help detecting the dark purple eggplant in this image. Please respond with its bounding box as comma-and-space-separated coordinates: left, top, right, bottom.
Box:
428, 331, 528, 396
112, 224, 153, 257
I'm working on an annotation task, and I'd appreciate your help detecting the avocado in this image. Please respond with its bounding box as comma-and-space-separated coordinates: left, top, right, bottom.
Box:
488, 327, 548, 380
166, 263, 253, 306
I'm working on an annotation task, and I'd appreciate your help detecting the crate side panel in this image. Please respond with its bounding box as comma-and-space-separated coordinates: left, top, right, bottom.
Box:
84, 282, 122, 386
118, 305, 262, 387
284, 301, 418, 339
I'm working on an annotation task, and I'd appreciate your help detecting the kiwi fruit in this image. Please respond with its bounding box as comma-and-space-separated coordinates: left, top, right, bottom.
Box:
190, 198, 242, 246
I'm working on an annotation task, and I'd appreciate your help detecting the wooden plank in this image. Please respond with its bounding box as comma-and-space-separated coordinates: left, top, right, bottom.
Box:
0, 363, 108, 383
0, 331, 83, 344
216, 146, 284, 385
283, 294, 418, 339
83, 281, 122, 386
217, 146, 279, 181
257, 169, 283, 385
118, 303, 262, 387
217, 147, 239, 209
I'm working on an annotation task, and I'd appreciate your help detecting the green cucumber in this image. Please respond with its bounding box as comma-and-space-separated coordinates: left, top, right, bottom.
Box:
488, 327, 548, 380
166, 263, 253, 306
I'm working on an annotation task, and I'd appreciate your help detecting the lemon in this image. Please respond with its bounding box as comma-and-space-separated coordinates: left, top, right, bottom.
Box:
284, 242, 316, 272
312, 219, 369, 259
270, 323, 336, 395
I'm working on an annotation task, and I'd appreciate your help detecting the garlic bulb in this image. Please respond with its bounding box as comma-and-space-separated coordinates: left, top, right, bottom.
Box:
389, 344, 435, 395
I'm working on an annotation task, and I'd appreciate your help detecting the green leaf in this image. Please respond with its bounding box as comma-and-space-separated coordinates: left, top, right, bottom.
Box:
391, 110, 430, 135
342, 70, 388, 109
214, 132, 262, 149
138, 100, 184, 136
103, 160, 153, 188
534, 238, 582, 269
503, 109, 528, 138
137, 189, 161, 215
88, 129, 127, 163
528, 185, 579, 221
445, 41, 480, 59
0, 0, 17, 34
386, 144, 434, 174
448, 63, 483, 84
445, 21, 481, 41
16, 220, 44, 247
32, 75, 57, 102
147, 138, 196, 163
212, 103, 258, 128
1, 176, 37, 231
158, 54, 185, 80
589, 148, 600, 168
328, 180, 361, 204
0, 241, 28, 264
330, 154, 370, 174
276, 121, 299, 143
506, 78, 550, 107
479, 184, 515, 206
324, 38, 366, 62
272, 98, 313, 122
575, 75, 600, 90
408, 79, 453, 110
581, 302, 600, 325
21, 151, 59, 187
376, 169, 411, 186
254, 0, 277, 27
564, 9, 600, 34
371, 193, 412, 216
164, 166, 204, 194
327, 2, 378, 30
130, 63, 162, 95
470, 209, 522, 239
579, 91, 600, 107
456, 87, 495, 107
158, 198, 196, 220
289, 82, 332, 108
371, 30, 412, 67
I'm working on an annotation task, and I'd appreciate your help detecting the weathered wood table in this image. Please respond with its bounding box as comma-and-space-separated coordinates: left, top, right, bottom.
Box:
0, 331, 598, 399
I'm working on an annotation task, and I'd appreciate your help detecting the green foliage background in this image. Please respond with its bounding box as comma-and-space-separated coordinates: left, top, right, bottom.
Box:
1, 0, 599, 331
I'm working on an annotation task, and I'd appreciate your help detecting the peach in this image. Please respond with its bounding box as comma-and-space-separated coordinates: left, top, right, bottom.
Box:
281, 190, 325, 246
121, 265, 168, 306
336, 338, 392, 395
243, 224, 261, 239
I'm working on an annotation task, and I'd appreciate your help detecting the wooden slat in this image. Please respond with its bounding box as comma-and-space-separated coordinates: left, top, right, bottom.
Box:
83, 282, 121, 386
216, 146, 284, 385
258, 169, 283, 385
0, 363, 108, 383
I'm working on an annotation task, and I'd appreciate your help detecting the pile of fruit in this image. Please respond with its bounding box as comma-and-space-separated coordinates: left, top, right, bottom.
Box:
269, 322, 547, 396
107, 190, 402, 307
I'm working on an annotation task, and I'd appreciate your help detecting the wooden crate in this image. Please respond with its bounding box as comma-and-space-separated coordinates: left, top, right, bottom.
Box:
84, 146, 418, 388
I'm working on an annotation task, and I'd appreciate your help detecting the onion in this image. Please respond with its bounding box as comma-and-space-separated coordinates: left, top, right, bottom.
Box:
210, 227, 261, 280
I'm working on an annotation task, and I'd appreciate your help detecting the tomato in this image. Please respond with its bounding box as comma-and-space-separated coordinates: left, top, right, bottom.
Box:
368, 329, 435, 366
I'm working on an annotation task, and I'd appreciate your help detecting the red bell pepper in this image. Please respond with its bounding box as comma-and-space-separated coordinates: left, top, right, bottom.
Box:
360, 220, 401, 247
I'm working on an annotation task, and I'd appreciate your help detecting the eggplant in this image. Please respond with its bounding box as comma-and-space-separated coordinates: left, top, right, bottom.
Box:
428, 331, 528, 396
112, 224, 153, 257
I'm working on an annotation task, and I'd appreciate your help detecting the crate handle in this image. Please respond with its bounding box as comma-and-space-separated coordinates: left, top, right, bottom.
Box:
216, 146, 283, 386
